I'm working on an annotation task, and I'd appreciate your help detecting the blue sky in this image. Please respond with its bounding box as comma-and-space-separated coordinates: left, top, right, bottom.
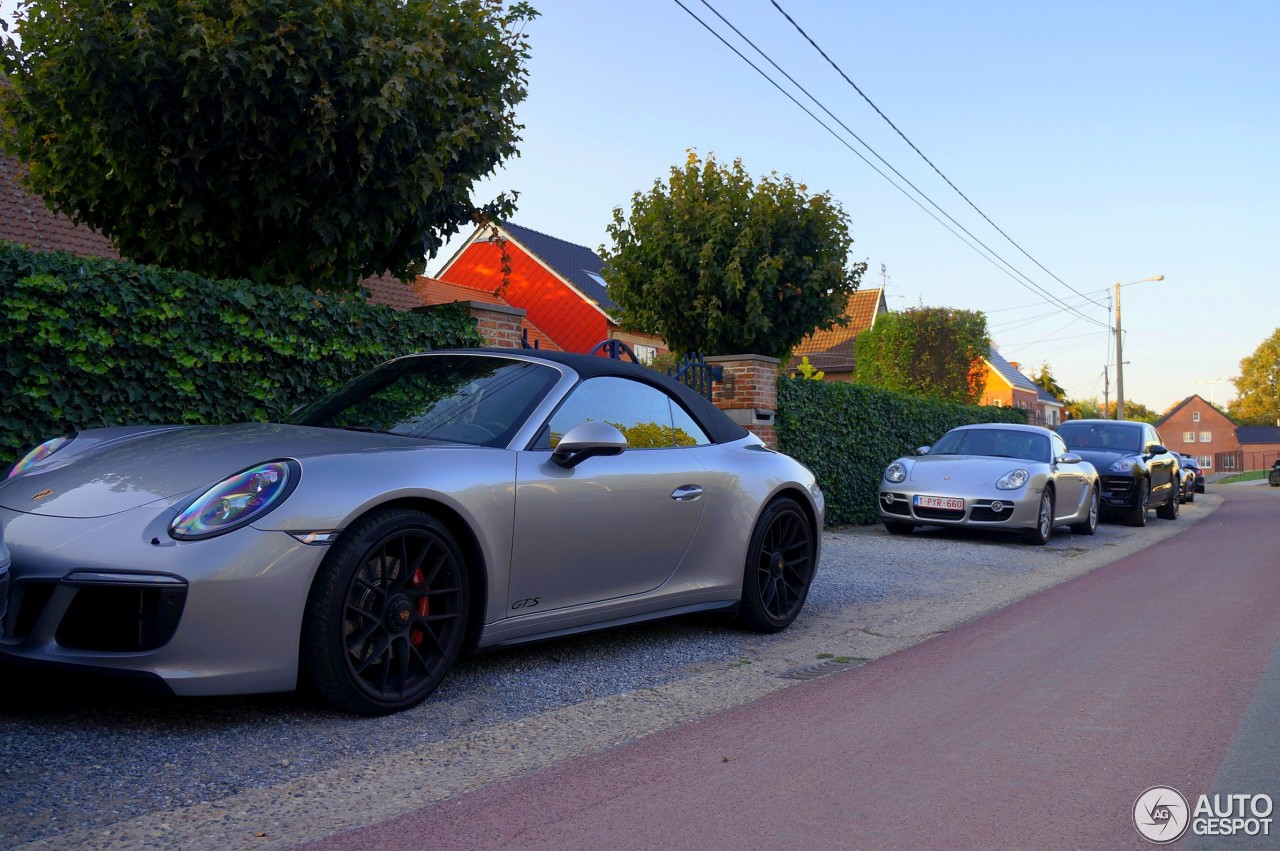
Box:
5, 1, 1276, 412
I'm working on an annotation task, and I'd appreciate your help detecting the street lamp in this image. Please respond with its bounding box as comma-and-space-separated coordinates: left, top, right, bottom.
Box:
1114, 274, 1164, 419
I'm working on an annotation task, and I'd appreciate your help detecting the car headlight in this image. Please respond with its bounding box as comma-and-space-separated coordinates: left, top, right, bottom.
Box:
884, 461, 907, 483
7, 435, 73, 478
996, 469, 1030, 490
170, 460, 299, 540
1108, 457, 1137, 473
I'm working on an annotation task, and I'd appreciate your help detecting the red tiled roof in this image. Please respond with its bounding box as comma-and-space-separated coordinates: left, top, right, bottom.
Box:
789, 289, 886, 372
0, 152, 119, 259
359, 272, 429, 311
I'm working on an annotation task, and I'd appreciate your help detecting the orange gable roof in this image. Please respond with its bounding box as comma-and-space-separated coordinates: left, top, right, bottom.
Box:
790, 288, 887, 372
438, 237, 608, 353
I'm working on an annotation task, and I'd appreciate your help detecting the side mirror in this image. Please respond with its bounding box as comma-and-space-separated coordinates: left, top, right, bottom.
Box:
1147, 444, 1168, 457
551, 421, 627, 468
916, 445, 931, 456
1055, 453, 1083, 465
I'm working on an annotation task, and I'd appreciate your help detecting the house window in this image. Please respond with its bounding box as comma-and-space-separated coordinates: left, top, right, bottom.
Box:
1199, 431, 1212, 442
1192, 411, 1201, 423
1198, 456, 1213, 469
1221, 455, 1237, 470
991, 399, 1003, 408
1183, 431, 1196, 443
632, 344, 658, 365
1048, 409, 1059, 426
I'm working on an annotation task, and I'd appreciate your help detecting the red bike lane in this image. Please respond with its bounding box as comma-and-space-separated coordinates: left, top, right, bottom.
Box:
301, 487, 1280, 850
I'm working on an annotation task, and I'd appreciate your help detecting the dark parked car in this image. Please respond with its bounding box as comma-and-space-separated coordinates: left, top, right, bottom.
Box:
1178, 454, 1204, 500
1270, 459, 1280, 487
1055, 419, 1181, 526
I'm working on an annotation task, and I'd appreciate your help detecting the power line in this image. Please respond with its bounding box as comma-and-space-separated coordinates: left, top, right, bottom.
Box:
675, 0, 1108, 331
768, 0, 1107, 312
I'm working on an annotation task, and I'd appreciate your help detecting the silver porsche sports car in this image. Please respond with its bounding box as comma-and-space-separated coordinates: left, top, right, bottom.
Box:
0, 350, 823, 714
878, 423, 1099, 545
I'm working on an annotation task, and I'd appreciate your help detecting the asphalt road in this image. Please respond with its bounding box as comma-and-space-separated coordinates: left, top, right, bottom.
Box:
298, 483, 1280, 851
0, 485, 1248, 849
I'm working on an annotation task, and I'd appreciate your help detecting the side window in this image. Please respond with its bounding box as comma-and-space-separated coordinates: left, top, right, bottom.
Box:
543, 377, 709, 449
1051, 434, 1067, 460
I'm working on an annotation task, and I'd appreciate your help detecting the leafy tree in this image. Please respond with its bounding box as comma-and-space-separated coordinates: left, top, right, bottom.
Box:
1030, 362, 1066, 402
1229, 328, 1280, 425
853, 307, 990, 404
0, 0, 536, 291
600, 151, 866, 362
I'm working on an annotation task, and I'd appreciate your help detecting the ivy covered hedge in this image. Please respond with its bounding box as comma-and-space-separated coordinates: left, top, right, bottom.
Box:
0, 243, 482, 469
777, 377, 1028, 526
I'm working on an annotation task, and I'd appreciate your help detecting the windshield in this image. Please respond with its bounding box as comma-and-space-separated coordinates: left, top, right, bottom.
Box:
1056, 422, 1143, 453
285, 355, 559, 447
929, 428, 1050, 462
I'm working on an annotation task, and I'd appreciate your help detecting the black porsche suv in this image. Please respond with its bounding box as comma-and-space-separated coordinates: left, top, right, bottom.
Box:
1055, 419, 1181, 526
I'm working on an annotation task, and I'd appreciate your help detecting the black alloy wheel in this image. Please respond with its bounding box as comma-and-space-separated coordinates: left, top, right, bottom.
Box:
1127, 479, 1150, 527
304, 508, 470, 715
1157, 479, 1180, 520
738, 497, 816, 633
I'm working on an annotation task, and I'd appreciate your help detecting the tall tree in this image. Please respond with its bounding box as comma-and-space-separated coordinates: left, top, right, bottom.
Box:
1030, 362, 1066, 402
1229, 328, 1280, 425
0, 0, 536, 290
600, 151, 866, 361
853, 307, 990, 404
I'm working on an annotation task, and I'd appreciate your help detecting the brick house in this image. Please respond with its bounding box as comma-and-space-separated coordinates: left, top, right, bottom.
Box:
980, 347, 1065, 426
1154, 395, 1238, 472
434, 221, 667, 359
786, 288, 887, 381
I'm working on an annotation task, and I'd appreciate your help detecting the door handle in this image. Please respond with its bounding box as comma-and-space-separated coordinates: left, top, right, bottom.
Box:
672, 485, 703, 502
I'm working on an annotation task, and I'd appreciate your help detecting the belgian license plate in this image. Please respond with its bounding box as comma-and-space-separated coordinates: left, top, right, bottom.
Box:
914, 495, 964, 511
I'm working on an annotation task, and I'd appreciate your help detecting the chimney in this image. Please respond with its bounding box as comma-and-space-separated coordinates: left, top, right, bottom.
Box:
1009, 361, 1021, 371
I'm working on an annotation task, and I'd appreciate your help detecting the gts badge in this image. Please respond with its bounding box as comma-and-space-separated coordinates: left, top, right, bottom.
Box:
511, 597, 541, 611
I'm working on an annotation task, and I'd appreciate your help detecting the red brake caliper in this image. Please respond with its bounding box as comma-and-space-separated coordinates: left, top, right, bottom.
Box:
410, 567, 428, 647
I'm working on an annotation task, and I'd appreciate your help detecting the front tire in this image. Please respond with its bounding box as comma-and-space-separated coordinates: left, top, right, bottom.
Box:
1127, 479, 1150, 527
303, 508, 470, 716
1157, 480, 1180, 520
738, 497, 816, 633
1071, 485, 1099, 536
1027, 488, 1054, 546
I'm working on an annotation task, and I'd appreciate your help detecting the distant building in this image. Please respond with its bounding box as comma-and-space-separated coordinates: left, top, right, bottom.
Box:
980, 347, 1064, 426
1157, 395, 1280, 472
787, 289, 888, 382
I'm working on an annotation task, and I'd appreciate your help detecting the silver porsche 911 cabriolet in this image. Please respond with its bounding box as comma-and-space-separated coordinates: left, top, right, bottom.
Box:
878, 422, 1099, 545
0, 350, 823, 714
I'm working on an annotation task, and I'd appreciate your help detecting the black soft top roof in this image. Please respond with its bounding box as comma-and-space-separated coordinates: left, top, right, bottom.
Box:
443, 348, 750, 446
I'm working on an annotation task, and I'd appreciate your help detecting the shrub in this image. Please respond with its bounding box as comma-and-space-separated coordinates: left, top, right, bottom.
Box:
0, 243, 481, 468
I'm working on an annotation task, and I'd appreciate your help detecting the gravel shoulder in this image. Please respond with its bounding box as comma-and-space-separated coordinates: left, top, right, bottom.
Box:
1, 494, 1223, 850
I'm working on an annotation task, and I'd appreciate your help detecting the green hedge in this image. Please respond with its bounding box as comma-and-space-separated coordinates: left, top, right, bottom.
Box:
0, 243, 482, 469
777, 377, 1029, 526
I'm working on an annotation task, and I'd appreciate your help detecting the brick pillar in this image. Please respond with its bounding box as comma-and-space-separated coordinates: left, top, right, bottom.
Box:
705, 354, 779, 448
417, 302, 526, 348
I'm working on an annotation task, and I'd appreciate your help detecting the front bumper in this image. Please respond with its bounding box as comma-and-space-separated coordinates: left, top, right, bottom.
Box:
878, 489, 1041, 530
0, 504, 328, 696
1098, 474, 1140, 511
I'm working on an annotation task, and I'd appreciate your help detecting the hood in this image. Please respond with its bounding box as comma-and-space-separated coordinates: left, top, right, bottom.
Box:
1066, 447, 1135, 471
905, 455, 1032, 488
0, 423, 435, 518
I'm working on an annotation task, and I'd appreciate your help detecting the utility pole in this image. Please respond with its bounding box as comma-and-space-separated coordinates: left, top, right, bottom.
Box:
1103, 365, 1110, 418
1114, 282, 1124, 420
